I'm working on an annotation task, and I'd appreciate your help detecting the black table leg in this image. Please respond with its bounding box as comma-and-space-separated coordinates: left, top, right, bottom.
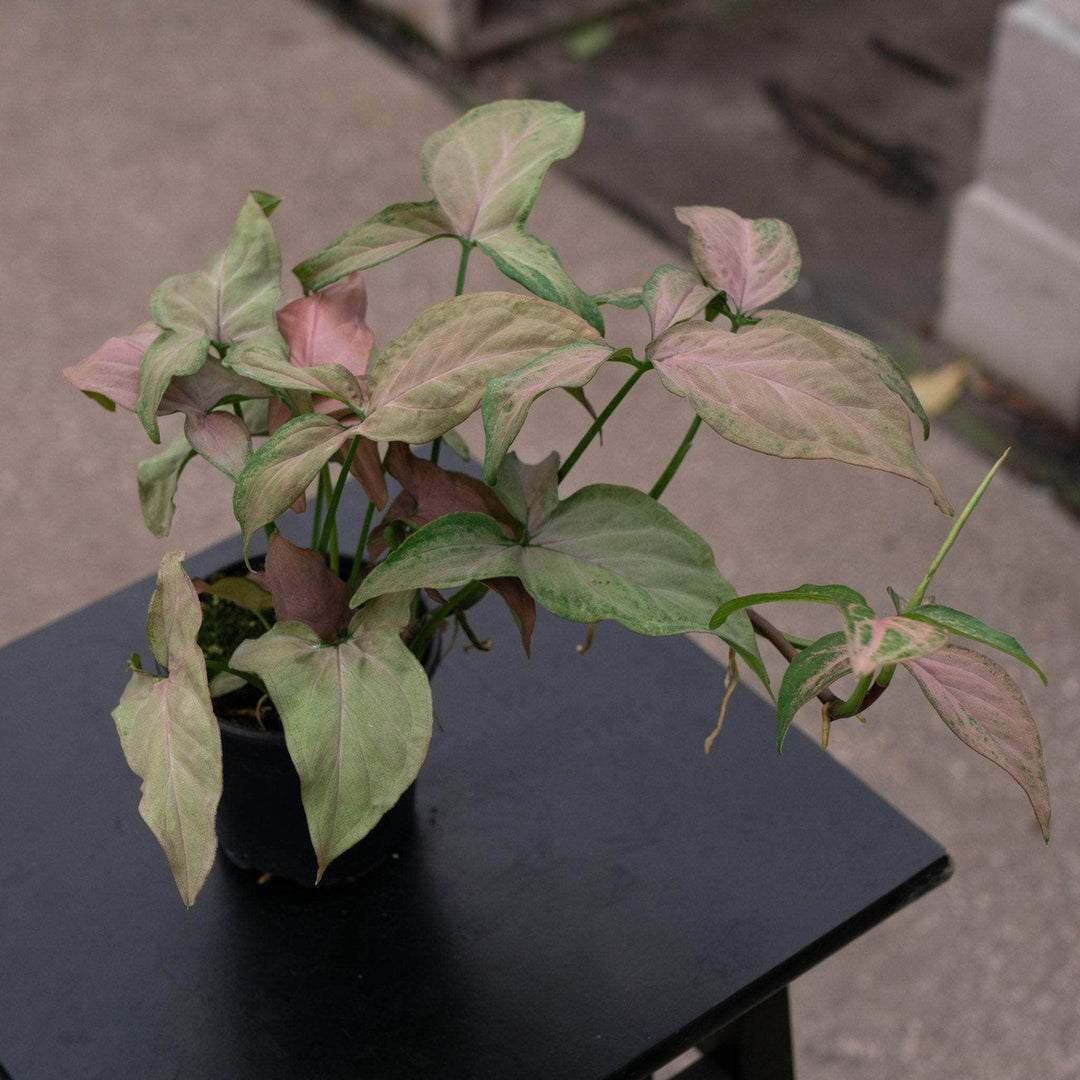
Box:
677, 987, 795, 1080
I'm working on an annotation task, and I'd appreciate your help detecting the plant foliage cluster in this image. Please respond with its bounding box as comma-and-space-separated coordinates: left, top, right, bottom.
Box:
65, 100, 1049, 906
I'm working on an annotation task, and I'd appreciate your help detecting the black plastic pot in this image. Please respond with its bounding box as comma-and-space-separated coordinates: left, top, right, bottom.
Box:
210, 560, 442, 885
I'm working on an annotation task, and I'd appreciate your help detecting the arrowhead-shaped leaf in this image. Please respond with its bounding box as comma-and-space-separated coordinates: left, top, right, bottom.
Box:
776, 631, 851, 750
229, 618, 433, 880
151, 192, 283, 344
904, 645, 1050, 840
136, 433, 197, 538
63, 325, 160, 413
354, 485, 769, 691
674, 206, 800, 313
648, 312, 952, 513
111, 552, 221, 906
479, 226, 603, 332
421, 99, 584, 240
233, 413, 358, 552
252, 532, 353, 643
492, 451, 561, 533
360, 292, 605, 444
481, 342, 614, 482
292, 201, 454, 293
905, 605, 1047, 683
642, 264, 715, 337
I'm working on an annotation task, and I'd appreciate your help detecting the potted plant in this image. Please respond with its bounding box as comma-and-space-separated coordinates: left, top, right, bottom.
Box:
64, 99, 1050, 907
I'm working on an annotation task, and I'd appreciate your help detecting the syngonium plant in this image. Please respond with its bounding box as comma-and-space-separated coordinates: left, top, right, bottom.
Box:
64, 99, 1049, 906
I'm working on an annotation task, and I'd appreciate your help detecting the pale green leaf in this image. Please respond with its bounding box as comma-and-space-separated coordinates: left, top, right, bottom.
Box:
230, 619, 433, 879
421, 100, 584, 240
493, 451, 561, 533
112, 552, 221, 905
592, 287, 643, 309
479, 226, 603, 332
137, 433, 197, 538
648, 312, 952, 513
904, 645, 1050, 840
481, 342, 614, 482
360, 292, 605, 444
137, 329, 210, 443
196, 576, 274, 613
233, 414, 357, 552
292, 201, 454, 293
906, 605, 1047, 683
776, 631, 851, 749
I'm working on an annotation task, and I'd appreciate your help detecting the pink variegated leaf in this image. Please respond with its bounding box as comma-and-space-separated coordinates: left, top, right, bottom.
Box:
137, 329, 211, 443
647, 312, 952, 513
183, 410, 252, 481
642, 264, 716, 336
62, 323, 160, 412
251, 532, 352, 643
846, 614, 947, 676
484, 576, 537, 656
162, 357, 269, 416
276, 270, 375, 383
904, 645, 1050, 840
675, 206, 800, 313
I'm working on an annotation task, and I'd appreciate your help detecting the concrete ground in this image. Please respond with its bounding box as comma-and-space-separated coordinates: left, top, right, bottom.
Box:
1, 0, 1078, 1077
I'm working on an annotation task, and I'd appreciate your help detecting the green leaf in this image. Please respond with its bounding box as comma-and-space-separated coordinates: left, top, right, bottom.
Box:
815, 320, 930, 440
420, 99, 584, 241
360, 292, 605, 444
136, 433, 197, 538
481, 342, 614, 483
592, 287, 643, 309
493, 451, 561, 532
233, 414, 357, 553
151, 192, 283, 344
642, 264, 715, 336
354, 487, 769, 691
904, 645, 1050, 841
711, 584, 871, 631
776, 631, 851, 750
292, 201, 455, 293
196, 576, 274, 613
112, 552, 221, 906
230, 618, 433, 880
648, 312, 952, 514
479, 226, 603, 332
137, 330, 210, 443
906, 605, 1047, 683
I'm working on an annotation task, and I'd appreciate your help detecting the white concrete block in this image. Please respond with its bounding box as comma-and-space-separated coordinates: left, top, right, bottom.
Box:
940, 183, 1080, 424
978, 1, 1080, 246
1035, 0, 1080, 32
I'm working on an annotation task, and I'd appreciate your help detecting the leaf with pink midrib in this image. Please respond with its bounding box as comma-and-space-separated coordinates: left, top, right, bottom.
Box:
904, 644, 1050, 840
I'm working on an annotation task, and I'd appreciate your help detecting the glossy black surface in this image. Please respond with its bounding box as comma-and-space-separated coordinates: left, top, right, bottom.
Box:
0, 533, 949, 1079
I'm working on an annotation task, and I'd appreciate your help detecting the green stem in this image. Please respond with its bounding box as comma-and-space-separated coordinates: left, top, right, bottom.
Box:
411, 580, 489, 657
430, 437, 442, 465
558, 363, 650, 482
649, 414, 702, 500
906, 447, 1011, 611
317, 437, 361, 556
311, 469, 329, 549
828, 671, 874, 719
348, 501, 377, 591
455, 240, 474, 297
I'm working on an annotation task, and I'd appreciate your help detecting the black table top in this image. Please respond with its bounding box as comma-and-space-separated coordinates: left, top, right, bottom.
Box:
1, 533, 949, 1080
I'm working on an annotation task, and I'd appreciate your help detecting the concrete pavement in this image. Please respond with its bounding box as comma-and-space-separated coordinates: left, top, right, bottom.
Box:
2, 0, 1078, 1076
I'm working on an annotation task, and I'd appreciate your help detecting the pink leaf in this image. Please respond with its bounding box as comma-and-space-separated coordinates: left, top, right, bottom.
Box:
904, 645, 1050, 840
277, 270, 375, 383
846, 614, 947, 676
163, 357, 269, 416
183, 410, 252, 481
484, 576, 536, 656
647, 312, 952, 513
347, 435, 389, 511
62, 325, 159, 412
674, 206, 800, 313
642, 264, 715, 337
252, 532, 352, 644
